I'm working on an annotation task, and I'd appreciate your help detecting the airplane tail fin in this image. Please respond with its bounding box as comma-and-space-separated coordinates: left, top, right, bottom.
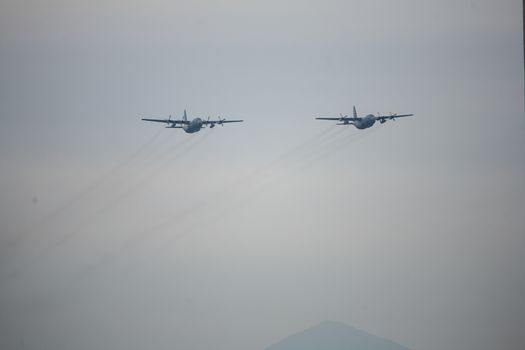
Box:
353, 106, 357, 118
183, 109, 187, 122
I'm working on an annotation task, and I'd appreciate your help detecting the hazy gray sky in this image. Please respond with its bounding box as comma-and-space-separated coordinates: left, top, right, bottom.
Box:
1, 1, 524, 350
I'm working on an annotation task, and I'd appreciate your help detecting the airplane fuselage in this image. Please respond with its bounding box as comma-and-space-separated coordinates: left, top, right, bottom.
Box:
353, 114, 376, 129
183, 118, 204, 133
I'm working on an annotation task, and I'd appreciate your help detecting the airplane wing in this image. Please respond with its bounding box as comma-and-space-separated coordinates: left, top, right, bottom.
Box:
316, 117, 359, 121
376, 114, 414, 122
141, 118, 188, 125
204, 119, 244, 126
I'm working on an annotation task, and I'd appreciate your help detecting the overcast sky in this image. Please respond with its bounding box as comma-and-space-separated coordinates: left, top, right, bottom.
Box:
1, 1, 524, 350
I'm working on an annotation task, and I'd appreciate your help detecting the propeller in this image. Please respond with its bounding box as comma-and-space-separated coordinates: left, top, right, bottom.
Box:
339, 113, 348, 121
165, 115, 175, 128
218, 117, 226, 126
208, 116, 215, 128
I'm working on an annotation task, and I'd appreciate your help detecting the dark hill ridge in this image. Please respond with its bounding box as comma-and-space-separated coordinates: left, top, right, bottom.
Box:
265, 320, 410, 350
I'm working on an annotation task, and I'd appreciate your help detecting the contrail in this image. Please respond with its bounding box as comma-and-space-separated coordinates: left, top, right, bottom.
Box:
1, 132, 204, 282
2, 132, 212, 289
5, 126, 358, 290
139, 126, 384, 261
7, 128, 167, 248
79, 126, 347, 272
8, 127, 337, 286
295, 124, 384, 172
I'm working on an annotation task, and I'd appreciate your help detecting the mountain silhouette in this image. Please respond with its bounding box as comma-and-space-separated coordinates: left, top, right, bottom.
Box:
266, 320, 410, 350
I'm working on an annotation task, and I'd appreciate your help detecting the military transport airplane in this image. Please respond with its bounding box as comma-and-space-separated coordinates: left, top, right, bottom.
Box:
142, 110, 243, 133
316, 106, 414, 129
